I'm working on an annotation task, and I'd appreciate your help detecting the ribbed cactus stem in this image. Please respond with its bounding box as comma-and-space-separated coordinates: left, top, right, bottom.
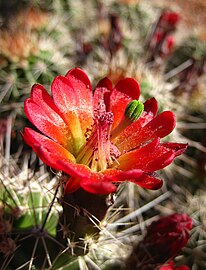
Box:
58, 188, 110, 255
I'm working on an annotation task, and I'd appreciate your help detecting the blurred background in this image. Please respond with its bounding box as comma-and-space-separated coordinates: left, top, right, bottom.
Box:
0, 0, 206, 269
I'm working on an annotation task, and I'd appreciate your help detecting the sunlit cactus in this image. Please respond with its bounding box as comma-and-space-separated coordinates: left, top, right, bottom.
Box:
0, 0, 205, 269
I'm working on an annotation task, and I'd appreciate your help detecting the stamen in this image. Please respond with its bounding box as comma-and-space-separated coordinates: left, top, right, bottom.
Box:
76, 101, 117, 172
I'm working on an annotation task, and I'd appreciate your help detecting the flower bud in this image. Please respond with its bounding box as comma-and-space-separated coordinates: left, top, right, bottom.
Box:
126, 213, 192, 270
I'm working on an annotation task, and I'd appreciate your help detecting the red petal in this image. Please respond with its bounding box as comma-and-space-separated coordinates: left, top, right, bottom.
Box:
80, 178, 117, 194
23, 128, 75, 170
110, 78, 140, 128
96, 77, 113, 91
24, 85, 71, 149
64, 177, 81, 194
146, 151, 175, 171
132, 173, 163, 190
51, 75, 93, 134
66, 67, 92, 91
80, 168, 143, 194
117, 138, 160, 170
118, 138, 177, 172
115, 78, 140, 100
31, 84, 63, 115
144, 97, 158, 116
57, 159, 93, 178
162, 142, 188, 156
115, 111, 176, 152
36, 146, 95, 182
64, 73, 93, 124
51, 75, 77, 111
144, 111, 176, 138
102, 168, 143, 182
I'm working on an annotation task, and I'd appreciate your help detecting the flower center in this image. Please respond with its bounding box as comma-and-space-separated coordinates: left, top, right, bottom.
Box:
76, 102, 120, 171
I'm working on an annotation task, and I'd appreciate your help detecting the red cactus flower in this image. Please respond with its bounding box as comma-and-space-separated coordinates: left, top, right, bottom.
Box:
23, 68, 187, 194
126, 213, 192, 269
159, 261, 190, 270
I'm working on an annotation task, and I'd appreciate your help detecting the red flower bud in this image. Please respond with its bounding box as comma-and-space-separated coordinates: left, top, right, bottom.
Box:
126, 214, 192, 269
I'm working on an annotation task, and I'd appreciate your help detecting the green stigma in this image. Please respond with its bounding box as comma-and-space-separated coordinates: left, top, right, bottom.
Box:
125, 100, 144, 122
